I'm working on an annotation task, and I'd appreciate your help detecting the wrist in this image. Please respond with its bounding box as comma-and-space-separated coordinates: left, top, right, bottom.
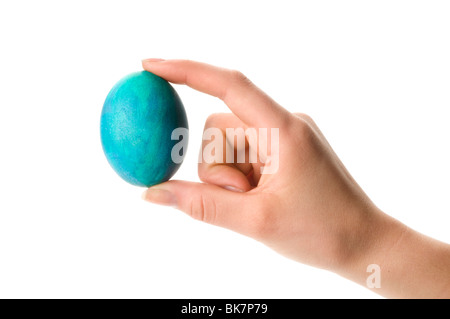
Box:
333, 206, 408, 288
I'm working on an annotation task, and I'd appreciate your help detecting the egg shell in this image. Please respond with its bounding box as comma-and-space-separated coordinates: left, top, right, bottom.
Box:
100, 71, 188, 187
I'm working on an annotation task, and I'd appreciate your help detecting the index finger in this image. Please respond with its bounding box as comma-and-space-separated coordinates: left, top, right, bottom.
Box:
141, 59, 291, 128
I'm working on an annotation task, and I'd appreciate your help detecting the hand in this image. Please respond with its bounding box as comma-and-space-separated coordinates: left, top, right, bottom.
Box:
141, 59, 450, 298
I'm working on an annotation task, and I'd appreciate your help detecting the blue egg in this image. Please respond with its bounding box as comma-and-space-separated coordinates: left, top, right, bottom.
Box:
100, 71, 188, 187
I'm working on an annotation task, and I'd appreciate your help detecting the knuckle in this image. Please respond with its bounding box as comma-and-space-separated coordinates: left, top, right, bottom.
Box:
222, 70, 253, 102
298, 118, 314, 137
294, 112, 314, 124
229, 69, 251, 86
289, 114, 315, 142
188, 193, 217, 225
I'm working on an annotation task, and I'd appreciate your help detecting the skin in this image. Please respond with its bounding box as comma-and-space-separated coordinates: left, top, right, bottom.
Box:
141, 59, 450, 299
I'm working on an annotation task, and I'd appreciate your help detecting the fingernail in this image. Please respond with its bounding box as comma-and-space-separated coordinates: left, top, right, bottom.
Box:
142, 187, 177, 207
223, 185, 244, 193
142, 58, 165, 63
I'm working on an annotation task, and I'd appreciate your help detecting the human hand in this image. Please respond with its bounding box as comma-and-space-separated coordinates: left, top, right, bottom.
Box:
140, 58, 385, 270
141, 59, 450, 298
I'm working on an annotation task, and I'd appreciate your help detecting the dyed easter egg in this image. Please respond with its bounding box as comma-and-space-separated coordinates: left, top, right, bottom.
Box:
100, 71, 188, 187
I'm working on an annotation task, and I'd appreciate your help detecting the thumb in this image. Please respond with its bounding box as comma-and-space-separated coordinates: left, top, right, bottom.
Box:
142, 180, 251, 232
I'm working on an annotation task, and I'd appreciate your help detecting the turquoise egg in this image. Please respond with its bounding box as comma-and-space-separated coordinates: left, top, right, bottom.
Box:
100, 71, 188, 187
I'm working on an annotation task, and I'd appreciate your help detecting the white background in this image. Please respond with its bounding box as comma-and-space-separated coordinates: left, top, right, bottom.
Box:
0, 0, 449, 299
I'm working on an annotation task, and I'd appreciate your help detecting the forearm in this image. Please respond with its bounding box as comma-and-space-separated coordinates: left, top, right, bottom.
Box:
337, 209, 450, 299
